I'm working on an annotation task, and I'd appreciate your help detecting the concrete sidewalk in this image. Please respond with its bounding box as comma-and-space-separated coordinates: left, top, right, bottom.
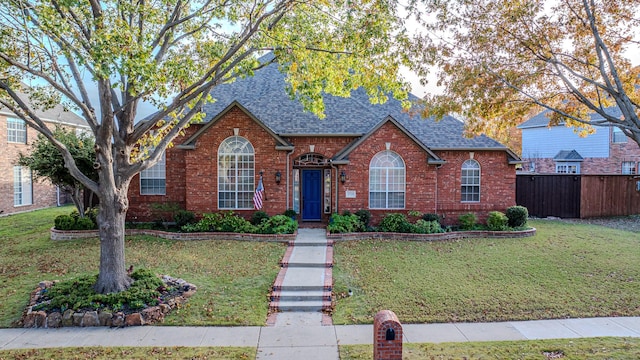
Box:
1, 316, 639, 358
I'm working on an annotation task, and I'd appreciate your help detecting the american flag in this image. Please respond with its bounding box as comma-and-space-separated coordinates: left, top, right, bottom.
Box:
253, 175, 264, 210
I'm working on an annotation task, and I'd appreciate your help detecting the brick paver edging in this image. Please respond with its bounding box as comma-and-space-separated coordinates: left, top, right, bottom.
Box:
50, 227, 296, 242
327, 227, 536, 241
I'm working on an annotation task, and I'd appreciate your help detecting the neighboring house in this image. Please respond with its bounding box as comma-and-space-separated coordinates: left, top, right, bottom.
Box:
519, 108, 640, 174
0, 92, 90, 216
127, 58, 521, 226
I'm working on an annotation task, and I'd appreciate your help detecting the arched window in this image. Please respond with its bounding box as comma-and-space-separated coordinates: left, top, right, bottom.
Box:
369, 151, 405, 209
461, 159, 480, 202
218, 136, 255, 209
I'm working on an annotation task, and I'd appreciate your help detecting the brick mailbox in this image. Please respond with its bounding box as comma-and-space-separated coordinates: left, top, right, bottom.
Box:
373, 310, 403, 360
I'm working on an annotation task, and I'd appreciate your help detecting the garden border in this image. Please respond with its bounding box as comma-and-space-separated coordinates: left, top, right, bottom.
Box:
326, 228, 536, 241
50, 228, 296, 242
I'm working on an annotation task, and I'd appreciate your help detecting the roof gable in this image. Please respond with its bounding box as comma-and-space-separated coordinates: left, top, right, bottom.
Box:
333, 116, 444, 164
177, 101, 292, 150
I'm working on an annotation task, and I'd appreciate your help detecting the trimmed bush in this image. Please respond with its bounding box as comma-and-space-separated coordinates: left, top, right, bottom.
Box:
328, 213, 363, 233
174, 210, 196, 228
506, 205, 529, 228
413, 219, 444, 234
458, 213, 478, 230
54, 214, 76, 230
283, 209, 297, 219
354, 209, 372, 228
258, 215, 298, 234
378, 213, 413, 233
487, 211, 508, 231
421, 213, 440, 224
75, 217, 96, 230
251, 211, 270, 225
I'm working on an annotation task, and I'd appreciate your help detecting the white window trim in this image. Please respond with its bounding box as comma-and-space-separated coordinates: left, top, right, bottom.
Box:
368, 150, 406, 209
140, 151, 166, 195
461, 159, 481, 203
555, 162, 580, 174
14, 166, 33, 206
7, 117, 27, 144
218, 136, 255, 210
621, 161, 637, 175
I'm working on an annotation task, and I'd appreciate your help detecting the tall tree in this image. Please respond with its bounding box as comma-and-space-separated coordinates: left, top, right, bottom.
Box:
408, 0, 640, 145
0, 0, 410, 293
18, 127, 97, 217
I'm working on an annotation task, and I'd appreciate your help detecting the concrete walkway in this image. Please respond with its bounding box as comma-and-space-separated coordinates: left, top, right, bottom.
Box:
1, 317, 639, 355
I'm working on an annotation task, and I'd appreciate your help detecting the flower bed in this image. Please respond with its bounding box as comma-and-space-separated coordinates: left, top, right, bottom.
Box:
327, 227, 536, 241
51, 227, 296, 242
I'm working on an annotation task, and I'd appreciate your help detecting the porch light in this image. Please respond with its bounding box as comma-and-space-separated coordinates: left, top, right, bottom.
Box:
340, 170, 347, 184
275, 171, 282, 184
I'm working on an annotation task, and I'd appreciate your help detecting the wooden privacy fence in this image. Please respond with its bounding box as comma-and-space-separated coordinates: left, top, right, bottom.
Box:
516, 174, 640, 218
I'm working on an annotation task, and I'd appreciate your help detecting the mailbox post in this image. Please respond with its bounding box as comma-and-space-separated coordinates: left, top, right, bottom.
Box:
373, 310, 402, 360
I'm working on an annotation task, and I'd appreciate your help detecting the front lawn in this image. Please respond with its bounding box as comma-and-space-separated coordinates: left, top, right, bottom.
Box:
332, 219, 640, 324
340, 337, 640, 359
0, 206, 285, 327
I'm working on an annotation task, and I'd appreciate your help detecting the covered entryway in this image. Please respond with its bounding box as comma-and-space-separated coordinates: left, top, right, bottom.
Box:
301, 169, 322, 221
294, 153, 332, 222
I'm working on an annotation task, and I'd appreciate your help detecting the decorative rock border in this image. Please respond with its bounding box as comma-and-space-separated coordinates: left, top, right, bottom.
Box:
51, 227, 296, 242
21, 275, 197, 328
326, 227, 536, 241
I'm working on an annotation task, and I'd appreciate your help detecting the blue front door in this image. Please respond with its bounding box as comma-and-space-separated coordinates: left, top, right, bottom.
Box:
302, 169, 322, 221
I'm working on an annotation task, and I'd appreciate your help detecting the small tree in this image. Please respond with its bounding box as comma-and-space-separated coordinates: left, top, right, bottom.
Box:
18, 127, 97, 217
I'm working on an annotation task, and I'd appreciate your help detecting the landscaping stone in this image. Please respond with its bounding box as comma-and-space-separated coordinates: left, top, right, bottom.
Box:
125, 313, 143, 326
82, 311, 99, 327
22, 274, 197, 328
46, 312, 62, 328
62, 310, 74, 326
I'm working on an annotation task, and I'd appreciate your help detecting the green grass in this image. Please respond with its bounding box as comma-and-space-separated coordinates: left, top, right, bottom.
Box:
0, 346, 254, 359
0, 206, 285, 327
339, 337, 640, 359
332, 219, 640, 324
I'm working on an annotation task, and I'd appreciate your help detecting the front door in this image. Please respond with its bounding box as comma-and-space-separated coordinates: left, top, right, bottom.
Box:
302, 169, 322, 221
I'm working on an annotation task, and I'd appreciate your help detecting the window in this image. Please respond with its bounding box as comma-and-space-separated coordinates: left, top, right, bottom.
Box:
218, 136, 254, 209
14, 166, 32, 206
461, 159, 480, 202
7, 118, 26, 143
622, 161, 637, 174
140, 152, 166, 195
369, 151, 405, 209
556, 163, 580, 174
613, 127, 627, 143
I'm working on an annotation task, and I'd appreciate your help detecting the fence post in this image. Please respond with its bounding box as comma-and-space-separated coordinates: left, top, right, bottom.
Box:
374, 310, 402, 360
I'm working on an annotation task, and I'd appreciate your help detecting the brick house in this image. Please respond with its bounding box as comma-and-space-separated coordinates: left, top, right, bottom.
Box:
127, 60, 521, 226
0, 92, 90, 216
518, 108, 640, 174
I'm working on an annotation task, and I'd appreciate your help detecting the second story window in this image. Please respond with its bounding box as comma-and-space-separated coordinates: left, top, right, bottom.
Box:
7, 118, 27, 143
612, 127, 627, 143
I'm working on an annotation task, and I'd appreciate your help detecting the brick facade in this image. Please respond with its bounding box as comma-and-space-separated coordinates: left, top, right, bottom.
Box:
127, 105, 518, 226
0, 115, 66, 216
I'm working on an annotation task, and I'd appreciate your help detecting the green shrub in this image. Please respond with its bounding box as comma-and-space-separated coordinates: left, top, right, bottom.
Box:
282, 209, 297, 219
174, 210, 196, 228
486, 211, 509, 231
506, 205, 529, 228
218, 212, 254, 233
54, 215, 76, 230
251, 211, 270, 225
354, 209, 372, 228
378, 213, 413, 233
32, 269, 166, 313
74, 217, 95, 230
421, 213, 440, 223
85, 207, 99, 224
413, 219, 444, 234
328, 213, 363, 233
458, 213, 478, 230
259, 215, 298, 234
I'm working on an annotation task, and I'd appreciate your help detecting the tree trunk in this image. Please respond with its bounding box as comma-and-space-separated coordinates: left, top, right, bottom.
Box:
69, 186, 85, 217
93, 188, 133, 294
